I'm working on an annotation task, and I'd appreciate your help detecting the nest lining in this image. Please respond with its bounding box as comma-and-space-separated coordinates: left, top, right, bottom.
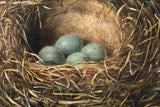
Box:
0, 0, 160, 106
27, 0, 125, 56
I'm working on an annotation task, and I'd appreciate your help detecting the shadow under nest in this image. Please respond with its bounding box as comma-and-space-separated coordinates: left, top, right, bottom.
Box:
0, 0, 160, 106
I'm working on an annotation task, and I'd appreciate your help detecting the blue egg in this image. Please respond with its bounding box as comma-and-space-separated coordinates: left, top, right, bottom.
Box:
55, 34, 83, 56
38, 46, 65, 65
81, 43, 107, 61
66, 52, 88, 64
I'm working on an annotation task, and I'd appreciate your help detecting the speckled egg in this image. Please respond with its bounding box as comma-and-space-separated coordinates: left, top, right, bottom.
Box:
81, 43, 107, 61
38, 46, 65, 65
66, 52, 88, 64
55, 34, 83, 56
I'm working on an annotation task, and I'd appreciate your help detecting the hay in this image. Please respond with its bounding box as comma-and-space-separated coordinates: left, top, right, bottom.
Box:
0, 0, 160, 106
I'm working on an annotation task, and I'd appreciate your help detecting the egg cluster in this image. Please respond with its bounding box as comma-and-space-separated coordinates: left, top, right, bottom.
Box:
38, 34, 107, 66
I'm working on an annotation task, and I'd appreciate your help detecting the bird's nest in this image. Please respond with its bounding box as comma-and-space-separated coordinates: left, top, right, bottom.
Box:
0, 0, 160, 106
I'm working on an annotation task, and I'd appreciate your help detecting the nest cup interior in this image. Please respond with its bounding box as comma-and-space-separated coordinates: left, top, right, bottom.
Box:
28, 0, 125, 55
